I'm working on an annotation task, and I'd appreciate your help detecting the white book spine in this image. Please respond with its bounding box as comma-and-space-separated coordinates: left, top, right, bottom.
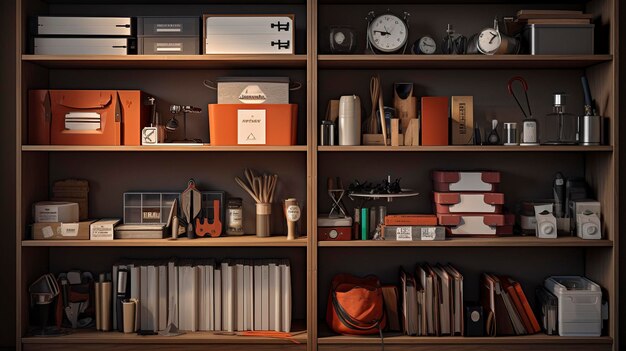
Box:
140, 266, 149, 330
254, 265, 262, 331
281, 261, 291, 332
214, 269, 222, 331
261, 264, 270, 330
207, 265, 214, 331
158, 265, 168, 331
236, 264, 244, 331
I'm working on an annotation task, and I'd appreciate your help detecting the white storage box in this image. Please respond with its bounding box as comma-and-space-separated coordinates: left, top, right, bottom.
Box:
90, 218, 120, 240
34, 37, 135, 55
204, 15, 294, 54
545, 276, 602, 336
31, 16, 133, 36
34, 201, 79, 223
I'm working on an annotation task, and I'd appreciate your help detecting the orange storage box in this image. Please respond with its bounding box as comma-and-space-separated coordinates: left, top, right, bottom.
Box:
208, 104, 297, 146
28, 90, 149, 146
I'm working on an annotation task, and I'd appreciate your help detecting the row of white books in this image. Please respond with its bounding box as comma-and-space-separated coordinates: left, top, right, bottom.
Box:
112, 258, 291, 332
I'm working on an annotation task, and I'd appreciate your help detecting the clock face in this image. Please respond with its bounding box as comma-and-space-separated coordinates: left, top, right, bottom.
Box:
368, 14, 408, 53
333, 31, 346, 45
478, 28, 501, 54
418, 36, 437, 54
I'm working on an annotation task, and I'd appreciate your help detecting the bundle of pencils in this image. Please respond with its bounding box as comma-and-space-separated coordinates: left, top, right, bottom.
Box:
235, 168, 278, 204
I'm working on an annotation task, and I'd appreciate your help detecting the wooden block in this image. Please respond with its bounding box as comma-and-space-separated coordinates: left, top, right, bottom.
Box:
404, 119, 420, 146
326, 99, 340, 123
391, 119, 400, 146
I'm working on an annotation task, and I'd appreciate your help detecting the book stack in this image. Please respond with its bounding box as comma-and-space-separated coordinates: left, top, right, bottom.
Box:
382, 214, 445, 241
112, 258, 291, 333
481, 274, 540, 336
396, 264, 464, 336
515, 10, 593, 25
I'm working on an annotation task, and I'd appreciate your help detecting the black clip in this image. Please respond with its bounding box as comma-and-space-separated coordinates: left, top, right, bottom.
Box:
271, 40, 290, 50
271, 21, 290, 32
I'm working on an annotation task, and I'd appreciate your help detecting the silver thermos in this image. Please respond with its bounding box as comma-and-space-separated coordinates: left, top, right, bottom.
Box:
578, 115, 602, 145
579, 76, 602, 145
338, 95, 361, 145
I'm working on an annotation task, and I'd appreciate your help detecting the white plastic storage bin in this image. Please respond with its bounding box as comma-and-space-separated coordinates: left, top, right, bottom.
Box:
544, 276, 602, 336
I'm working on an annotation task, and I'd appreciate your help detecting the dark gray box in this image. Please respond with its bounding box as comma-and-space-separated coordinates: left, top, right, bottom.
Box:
138, 37, 199, 55
523, 24, 594, 55
137, 17, 200, 37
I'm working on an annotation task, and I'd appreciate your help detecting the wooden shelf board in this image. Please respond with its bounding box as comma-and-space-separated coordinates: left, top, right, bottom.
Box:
23, 235, 308, 247
318, 237, 613, 247
318, 145, 613, 152
318, 55, 612, 69
317, 334, 612, 345
22, 145, 307, 152
22, 325, 307, 344
21, 54, 308, 69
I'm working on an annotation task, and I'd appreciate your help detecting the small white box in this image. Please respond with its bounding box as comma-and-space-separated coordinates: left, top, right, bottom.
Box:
34, 201, 79, 223
90, 219, 121, 240
545, 276, 602, 336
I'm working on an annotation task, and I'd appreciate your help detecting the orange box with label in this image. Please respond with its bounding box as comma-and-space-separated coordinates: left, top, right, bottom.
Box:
28, 90, 149, 146
208, 104, 297, 146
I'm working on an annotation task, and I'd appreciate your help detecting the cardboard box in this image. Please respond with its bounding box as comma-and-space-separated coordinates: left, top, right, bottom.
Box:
208, 104, 297, 146
451, 96, 474, 145
32, 220, 96, 240
90, 219, 121, 240
34, 201, 79, 223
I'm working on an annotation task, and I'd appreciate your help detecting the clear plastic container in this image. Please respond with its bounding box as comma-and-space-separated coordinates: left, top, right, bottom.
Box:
544, 276, 602, 336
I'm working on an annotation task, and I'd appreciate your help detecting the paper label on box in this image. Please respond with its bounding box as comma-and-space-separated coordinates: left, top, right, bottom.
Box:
61, 223, 79, 237
421, 228, 437, 241
237, 110, 266, 144
91, 226, 113, 240
396, 227, 413, 241
37, 210, 58, 223
42, 226, 54, 239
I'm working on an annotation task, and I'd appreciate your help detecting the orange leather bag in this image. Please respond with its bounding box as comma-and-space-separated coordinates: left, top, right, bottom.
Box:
326, 273, 386, 335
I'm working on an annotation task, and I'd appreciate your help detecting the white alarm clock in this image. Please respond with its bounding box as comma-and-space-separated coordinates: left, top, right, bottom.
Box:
475, 26, 501, 55
366, 10, 410, 54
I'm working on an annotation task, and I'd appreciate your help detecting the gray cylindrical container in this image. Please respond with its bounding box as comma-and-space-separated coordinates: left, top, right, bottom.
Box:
338, 95, 361, 145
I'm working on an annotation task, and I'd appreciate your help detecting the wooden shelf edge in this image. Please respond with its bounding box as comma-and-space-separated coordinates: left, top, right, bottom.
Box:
316, 334, 612, 345
22, 145, 307, 152
22, 329, 307, 345
21, 54, 308, 69
317, 54, 613, 69
22, 236, 308, 247
318, 237, 613, 247
317, 145, 613, 152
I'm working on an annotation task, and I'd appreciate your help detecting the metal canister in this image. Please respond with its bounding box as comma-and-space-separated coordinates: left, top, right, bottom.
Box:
578, 115, 602, 145
320, 120, 335, 146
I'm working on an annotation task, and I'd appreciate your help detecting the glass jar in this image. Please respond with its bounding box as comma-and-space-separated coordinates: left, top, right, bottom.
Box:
226, 198, 244, 235
543, 93, 578, 145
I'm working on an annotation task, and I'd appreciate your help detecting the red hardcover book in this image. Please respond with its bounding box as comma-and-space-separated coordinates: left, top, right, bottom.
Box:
421, 97, 449, 146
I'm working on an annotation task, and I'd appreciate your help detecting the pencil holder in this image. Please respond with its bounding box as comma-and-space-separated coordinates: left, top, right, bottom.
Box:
256, 203, 271, 237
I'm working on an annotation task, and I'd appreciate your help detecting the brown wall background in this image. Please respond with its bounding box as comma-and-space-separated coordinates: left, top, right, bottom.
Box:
0, 0, 16, 349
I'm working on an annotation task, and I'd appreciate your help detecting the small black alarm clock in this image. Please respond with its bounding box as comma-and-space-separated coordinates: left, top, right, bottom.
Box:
329, 26, 357, 54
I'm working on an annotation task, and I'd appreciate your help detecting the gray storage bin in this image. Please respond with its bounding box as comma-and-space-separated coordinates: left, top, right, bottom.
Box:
137, 17, 200, 37
523, 24, 594, 55
138, 37, 200, 55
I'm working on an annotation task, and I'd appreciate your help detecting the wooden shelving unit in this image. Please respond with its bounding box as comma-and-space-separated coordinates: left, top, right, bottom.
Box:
14, 0, 619, 351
